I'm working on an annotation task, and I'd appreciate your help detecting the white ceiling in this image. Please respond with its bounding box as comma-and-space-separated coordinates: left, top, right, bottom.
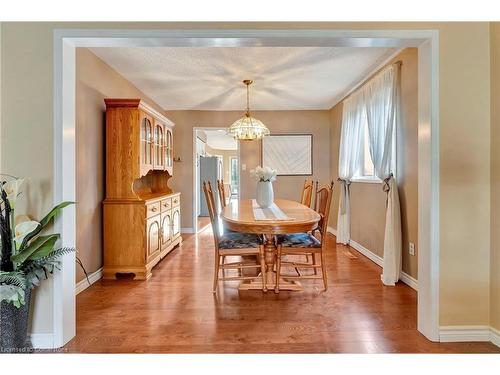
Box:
203, 130, 237, 151
90, 46, 397, 110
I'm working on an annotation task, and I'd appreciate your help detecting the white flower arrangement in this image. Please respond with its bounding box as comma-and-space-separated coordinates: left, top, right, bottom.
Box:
250, 166, 277, 182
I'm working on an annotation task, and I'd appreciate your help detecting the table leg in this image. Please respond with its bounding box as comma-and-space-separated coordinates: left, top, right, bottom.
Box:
263, 233, 276, 287
238, 234, 302, 292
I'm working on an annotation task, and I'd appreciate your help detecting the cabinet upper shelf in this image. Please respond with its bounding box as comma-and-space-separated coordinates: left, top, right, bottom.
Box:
104, 98, 175, 200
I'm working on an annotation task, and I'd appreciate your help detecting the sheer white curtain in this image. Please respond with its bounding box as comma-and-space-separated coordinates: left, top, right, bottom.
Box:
364, 64, 402, 285
336, 91, 365, 245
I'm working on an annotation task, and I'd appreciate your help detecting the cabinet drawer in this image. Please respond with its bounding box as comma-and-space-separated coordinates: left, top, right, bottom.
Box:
172, 195, 181, 207
160, 198, 171, 212
146, 202, 160, 217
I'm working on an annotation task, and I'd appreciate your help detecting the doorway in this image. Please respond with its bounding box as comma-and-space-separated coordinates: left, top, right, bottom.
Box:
194, 128, 240, 233
54, 28, 439, 348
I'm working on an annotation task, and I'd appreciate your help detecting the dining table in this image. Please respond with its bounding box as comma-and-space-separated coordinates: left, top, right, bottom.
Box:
221, 199, 321, 291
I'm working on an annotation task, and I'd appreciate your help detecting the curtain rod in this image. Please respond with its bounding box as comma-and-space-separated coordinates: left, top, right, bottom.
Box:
337, 60, 403, 104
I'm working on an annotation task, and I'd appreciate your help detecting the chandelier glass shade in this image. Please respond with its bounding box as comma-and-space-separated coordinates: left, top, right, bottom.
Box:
227, 80, 270, 141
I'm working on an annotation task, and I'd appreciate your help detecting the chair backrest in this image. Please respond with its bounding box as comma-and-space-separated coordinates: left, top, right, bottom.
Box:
314, 181, 334, 239
202, 181, 220, 248
300, 179, 314, 207
217, 179, 226, 209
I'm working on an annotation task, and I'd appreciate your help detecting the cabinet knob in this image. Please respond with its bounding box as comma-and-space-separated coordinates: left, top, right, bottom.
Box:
151, 207, 157, 212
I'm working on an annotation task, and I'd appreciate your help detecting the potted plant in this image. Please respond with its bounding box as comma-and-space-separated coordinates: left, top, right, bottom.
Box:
250, 166, 277, 208
0, 175, 78, 352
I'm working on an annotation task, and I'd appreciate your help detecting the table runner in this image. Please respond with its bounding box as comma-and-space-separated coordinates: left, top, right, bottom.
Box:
252, 199, 293, 221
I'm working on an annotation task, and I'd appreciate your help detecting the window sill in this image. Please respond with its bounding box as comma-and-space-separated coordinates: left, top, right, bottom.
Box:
350, 176, 382, 184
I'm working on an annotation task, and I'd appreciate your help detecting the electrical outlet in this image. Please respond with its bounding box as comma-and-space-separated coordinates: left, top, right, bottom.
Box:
242, 164, 247, 171
409, 242, 415, 256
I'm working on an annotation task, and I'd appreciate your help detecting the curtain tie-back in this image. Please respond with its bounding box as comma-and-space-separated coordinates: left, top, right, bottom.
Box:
337, 178, 351, 214
337, 177, 351, 186
382, 173, 394, 193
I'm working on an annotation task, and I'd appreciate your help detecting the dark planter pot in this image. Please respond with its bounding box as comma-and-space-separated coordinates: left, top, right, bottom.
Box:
0, 288, 32, 353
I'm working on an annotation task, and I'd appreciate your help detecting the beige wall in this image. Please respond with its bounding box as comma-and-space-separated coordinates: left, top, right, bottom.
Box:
438, 24, 491, 326
0, 22, 495, 335
490, 23, 500, 332
329, 48, 419, 279
167, 110, 331, 228
75, 48, 164, 282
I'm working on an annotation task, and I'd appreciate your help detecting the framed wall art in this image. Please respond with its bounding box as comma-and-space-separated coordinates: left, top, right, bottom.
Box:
262, 134, 313, 176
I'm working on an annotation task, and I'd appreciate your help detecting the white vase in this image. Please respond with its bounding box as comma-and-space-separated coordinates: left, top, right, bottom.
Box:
256, 181, 274, 208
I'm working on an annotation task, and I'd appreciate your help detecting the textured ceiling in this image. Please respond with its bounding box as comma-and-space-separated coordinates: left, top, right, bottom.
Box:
204, 130, 237, 150
90, 47, 397, 110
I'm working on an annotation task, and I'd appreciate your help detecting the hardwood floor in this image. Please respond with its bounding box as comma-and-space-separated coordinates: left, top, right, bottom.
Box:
197, 216, 211, 232
65, 230, 500, 353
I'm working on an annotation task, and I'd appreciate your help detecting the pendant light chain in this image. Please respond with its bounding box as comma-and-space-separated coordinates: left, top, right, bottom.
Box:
246, 81, 250, 116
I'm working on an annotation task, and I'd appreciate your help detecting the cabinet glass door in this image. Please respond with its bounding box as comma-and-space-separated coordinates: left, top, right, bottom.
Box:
141, 118, 153, 167
165, 129, 172, 170
154, 124, 164, 169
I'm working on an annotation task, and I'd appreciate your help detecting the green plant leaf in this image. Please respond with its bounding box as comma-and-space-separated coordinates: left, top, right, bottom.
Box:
0, 284, 25, 307
11, 234, 60, 264
0, 271, 26, 288
39, 201, 75, 228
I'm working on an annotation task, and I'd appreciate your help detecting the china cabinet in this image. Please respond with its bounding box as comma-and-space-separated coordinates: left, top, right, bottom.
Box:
103, 98, 181, 280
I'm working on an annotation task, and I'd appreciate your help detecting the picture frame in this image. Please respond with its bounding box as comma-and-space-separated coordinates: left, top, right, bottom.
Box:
261, 134, 313, 176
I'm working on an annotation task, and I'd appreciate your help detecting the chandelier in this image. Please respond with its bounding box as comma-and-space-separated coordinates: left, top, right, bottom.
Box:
227, 80, 270, 141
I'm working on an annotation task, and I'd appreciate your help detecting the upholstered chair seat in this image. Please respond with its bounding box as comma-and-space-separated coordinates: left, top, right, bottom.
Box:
219, 232, 262, 249
276, 233, 321, 248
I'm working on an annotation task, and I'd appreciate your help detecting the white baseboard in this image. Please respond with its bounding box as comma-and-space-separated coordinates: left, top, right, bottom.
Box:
490, 326, 500, 347
29, 333, 55, 349
327, 226, 418, 291
439, 326, 491, 342
439, 326, 500, 347
349, 238, 384, 267
400, 272, 419, 291
75, 267, 102, 295
181, 228, 194, 233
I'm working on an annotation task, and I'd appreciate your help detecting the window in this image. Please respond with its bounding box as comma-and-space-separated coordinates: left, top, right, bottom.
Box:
230, 157, 239, 195
339, 64, 399, 185
350, 105, 397, 183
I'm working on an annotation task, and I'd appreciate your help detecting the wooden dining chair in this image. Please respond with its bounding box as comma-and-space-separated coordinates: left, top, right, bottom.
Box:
275, 181, 334, 293
217, 179, 227, 209
300, 179, 314, 208
203, 181, 267, 293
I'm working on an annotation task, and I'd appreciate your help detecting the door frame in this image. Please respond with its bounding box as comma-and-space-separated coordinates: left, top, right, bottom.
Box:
193, 127, 241, 234
53, 28, 439, 348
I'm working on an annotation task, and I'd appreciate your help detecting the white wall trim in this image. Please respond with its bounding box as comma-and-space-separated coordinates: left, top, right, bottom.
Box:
439, 326, 491, 343
417, 35, 440, 342
29, 333, 55, 349
181, 227, 195, 233
490, 327, 500, 348
400, 272, 419, 291
327, 226, 337, 236
327, 226, 418, 291
75, 267, 103, 295
52, 27, 439, 348
52, 35, 77, 349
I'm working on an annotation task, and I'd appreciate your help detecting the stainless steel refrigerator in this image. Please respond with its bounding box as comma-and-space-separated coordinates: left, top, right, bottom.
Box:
199, 156, 222, 216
